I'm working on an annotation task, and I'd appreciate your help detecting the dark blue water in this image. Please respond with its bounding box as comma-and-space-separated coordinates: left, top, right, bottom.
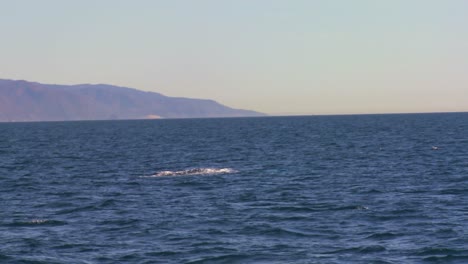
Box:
1, 113, 468, 263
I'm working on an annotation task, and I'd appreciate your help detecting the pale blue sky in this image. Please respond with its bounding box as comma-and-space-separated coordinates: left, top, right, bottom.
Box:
1, 0, 467, 114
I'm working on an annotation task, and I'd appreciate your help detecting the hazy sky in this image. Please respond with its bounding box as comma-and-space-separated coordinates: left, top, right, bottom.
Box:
1, 0, 467, 115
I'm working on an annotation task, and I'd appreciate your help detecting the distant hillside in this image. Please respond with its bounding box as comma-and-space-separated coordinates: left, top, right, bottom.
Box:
0, 79, 264, 122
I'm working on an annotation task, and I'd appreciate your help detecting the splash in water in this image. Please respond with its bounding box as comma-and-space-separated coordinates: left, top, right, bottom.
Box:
145, 168, 237, 177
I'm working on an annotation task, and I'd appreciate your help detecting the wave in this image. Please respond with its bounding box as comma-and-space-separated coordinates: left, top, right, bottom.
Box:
4, 219, 67, 227
144, 168, 237, 177
325, 245, 387, 254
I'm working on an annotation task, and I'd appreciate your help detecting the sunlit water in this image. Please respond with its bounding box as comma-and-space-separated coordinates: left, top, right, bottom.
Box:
1, 113, 468, 263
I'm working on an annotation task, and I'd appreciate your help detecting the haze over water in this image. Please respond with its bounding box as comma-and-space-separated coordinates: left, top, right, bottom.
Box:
1, 113, 468, 263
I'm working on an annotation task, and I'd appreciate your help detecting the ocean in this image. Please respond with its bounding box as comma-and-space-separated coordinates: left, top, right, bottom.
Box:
1, 113, 467, 263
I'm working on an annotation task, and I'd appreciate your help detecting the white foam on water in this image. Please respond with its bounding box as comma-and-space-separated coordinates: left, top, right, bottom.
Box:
355, 205, 369, 210
28, 219, 49, 224
143, 167, 237, 177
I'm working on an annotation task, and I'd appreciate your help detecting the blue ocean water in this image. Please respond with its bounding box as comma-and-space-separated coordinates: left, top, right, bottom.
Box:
1, 113, 468, 263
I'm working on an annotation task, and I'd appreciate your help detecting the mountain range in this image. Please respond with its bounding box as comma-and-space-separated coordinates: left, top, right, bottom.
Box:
0, 79, 264, 122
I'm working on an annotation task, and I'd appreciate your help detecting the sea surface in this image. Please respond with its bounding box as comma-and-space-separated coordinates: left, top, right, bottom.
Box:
1, 113, 468, 264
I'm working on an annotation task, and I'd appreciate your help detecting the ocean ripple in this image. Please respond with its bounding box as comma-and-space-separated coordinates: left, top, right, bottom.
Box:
2, 114, 468, 263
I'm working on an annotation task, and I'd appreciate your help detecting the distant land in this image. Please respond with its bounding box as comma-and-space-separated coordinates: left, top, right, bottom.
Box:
0, 79, 265, 122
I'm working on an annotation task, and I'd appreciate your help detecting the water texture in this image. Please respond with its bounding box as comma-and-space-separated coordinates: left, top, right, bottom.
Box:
1, 113, 468, 263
